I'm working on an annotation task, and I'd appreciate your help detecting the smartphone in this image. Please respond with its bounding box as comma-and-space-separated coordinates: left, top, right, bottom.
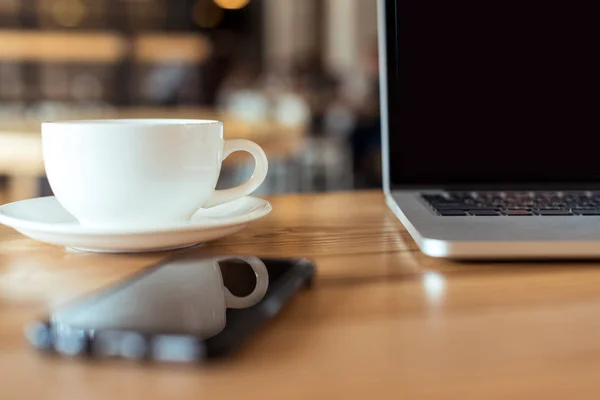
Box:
26, 255, 315, 363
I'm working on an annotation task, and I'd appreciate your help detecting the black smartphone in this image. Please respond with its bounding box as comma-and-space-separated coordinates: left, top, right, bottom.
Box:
26, 255, 315, 363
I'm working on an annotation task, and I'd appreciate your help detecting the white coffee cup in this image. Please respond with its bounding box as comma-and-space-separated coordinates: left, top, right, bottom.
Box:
51, 256, 269, 339
42, 119, 268, 229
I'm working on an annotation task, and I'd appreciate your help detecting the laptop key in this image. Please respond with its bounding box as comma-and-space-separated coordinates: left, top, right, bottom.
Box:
534, 210, 573, 216
438, 210, 468, 216
504, 210, 533, 216
468, 210, 501, 216
572, 209, 600, 216
434, 203, 469, 210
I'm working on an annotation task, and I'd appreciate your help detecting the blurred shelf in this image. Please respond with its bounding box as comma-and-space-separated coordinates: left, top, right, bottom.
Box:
132, 34, 212, 63
0, 30, 125, 62
0, 0, 219, 32
0, 30, 211, 63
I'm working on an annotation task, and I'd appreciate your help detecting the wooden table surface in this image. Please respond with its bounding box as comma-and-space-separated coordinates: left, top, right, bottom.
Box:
1, 191, 600, 399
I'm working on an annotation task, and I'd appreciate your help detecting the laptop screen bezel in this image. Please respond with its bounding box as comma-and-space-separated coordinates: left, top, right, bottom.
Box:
379, 0, 600, 191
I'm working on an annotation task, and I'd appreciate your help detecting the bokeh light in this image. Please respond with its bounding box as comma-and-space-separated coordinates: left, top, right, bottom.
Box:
213, 0, 250, 10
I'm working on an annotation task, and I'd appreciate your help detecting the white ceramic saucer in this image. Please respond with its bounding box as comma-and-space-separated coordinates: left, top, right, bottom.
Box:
0, 196, 271, 253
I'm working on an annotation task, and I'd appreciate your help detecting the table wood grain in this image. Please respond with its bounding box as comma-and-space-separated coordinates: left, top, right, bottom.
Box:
1, 191, 600, 399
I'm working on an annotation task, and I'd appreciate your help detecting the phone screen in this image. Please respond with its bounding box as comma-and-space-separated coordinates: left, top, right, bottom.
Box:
26, 255, 314, 362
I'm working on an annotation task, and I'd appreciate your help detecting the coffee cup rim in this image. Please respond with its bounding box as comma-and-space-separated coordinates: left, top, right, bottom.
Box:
42, 119, 223, 126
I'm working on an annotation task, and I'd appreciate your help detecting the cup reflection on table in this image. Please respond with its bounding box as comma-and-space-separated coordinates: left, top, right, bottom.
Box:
50, 255, 269, 341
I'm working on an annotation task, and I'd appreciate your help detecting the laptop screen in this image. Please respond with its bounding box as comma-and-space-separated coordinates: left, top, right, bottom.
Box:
385, 0, 600, 188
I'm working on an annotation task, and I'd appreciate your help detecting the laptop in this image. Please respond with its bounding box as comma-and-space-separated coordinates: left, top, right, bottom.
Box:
379, 0, 600, 259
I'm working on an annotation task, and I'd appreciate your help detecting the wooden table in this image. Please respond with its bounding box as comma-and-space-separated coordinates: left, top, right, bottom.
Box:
1, 191, 600, 399
0, 107, 306, 201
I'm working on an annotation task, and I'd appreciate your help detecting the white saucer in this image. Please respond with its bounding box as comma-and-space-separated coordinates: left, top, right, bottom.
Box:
0, 196, 271, 253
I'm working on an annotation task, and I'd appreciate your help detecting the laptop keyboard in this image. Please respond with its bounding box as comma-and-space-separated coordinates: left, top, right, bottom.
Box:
422, 192, 600, 216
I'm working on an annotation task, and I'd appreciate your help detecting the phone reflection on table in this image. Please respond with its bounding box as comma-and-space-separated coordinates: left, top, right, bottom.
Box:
52, 256, 269, 339
27, 255, 314, 363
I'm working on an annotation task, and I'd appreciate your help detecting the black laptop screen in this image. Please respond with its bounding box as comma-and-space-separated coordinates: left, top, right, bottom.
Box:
386, 0, 600, 187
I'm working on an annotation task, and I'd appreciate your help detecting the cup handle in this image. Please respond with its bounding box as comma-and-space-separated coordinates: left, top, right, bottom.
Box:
203, 139, 268, 208
221, 256, 269, 309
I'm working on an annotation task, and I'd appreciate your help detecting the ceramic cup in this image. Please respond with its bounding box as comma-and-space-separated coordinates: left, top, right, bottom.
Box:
51, 256, 269, 339
42, 119, 268, 229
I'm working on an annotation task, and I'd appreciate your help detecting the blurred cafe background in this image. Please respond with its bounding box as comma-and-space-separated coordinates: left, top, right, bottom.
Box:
0, 0, 381, 203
